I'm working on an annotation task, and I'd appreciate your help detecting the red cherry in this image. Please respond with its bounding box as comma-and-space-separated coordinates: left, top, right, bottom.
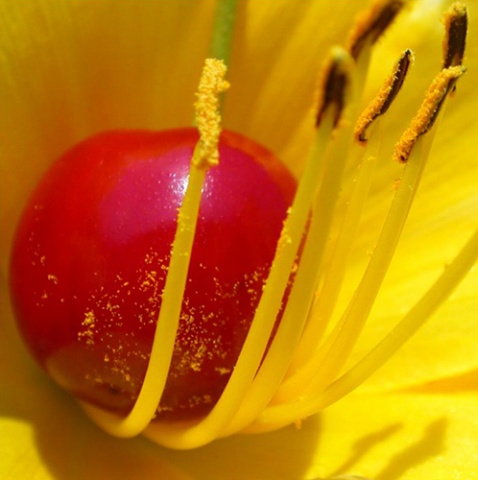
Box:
10, 128, 296, 421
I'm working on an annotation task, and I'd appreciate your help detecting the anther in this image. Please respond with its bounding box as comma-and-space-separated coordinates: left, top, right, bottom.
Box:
347, 0, 405, 60
355, 49, 413, 144
394, 65, 466, 163
193, 58, 230, 169
442, 2, 468, 68
315, 48, 353, 128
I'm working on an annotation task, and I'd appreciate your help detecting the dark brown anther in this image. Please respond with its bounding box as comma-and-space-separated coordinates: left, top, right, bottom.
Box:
355, 49, 413, 144
349, 0, 405, 60
316, 60, 348, 128
442, 2, 468, 68
380, 49, 412, 114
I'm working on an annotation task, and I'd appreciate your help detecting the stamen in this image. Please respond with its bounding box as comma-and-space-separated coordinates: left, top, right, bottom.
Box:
80, 59, 227, 438
347, 0, 406, 60
355, 49, 413, 144
256, 61, 468, 427
442, 2, 468, 68
394, 65, 466, 163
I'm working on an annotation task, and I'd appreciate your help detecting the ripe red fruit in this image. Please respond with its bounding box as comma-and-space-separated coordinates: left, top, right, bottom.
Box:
10, 128, 296, 421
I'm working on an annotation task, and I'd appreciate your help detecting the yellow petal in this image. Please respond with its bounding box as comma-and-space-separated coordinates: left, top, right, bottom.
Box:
1, 0, 477, 471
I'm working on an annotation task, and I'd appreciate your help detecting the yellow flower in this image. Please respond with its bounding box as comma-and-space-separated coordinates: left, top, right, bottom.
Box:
1, 0, 477, 478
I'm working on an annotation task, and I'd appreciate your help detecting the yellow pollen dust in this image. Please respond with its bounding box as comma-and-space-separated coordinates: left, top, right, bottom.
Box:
394, 65, 466, 162
193, 58, 230, 169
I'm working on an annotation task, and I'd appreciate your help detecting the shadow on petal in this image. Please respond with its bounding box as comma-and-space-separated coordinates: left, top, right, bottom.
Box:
305, 391, 456, 480
375, 418, 446, 480
329, 423, 402, 478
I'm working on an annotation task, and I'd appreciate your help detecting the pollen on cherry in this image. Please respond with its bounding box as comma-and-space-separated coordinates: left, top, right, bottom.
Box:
9, 127, 296, 422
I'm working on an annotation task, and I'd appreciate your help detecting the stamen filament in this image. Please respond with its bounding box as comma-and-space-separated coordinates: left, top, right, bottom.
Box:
292, 224, 478, 415
224, 123, 356, 436
81, 151, 211, 438
303, 138, 430, 395
80, 59, 228, 438
145, 102, 337, 449
278, 139, 379, 400
285, 128, 358, 355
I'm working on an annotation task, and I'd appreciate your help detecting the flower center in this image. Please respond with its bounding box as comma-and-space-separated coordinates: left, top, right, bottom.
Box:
81, 0, 478, 449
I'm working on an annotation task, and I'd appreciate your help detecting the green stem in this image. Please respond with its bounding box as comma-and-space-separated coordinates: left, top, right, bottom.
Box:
209, 0, 239, 66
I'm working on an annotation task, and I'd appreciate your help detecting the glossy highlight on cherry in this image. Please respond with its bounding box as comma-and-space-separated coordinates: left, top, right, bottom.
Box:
10, 128, 296, 421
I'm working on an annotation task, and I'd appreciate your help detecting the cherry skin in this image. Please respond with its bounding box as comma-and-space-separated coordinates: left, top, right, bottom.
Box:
10, 128, 296, 421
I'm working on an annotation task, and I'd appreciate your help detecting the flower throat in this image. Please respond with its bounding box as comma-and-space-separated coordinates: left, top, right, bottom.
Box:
11, 0, 477, 450
78, 1, 478, 450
